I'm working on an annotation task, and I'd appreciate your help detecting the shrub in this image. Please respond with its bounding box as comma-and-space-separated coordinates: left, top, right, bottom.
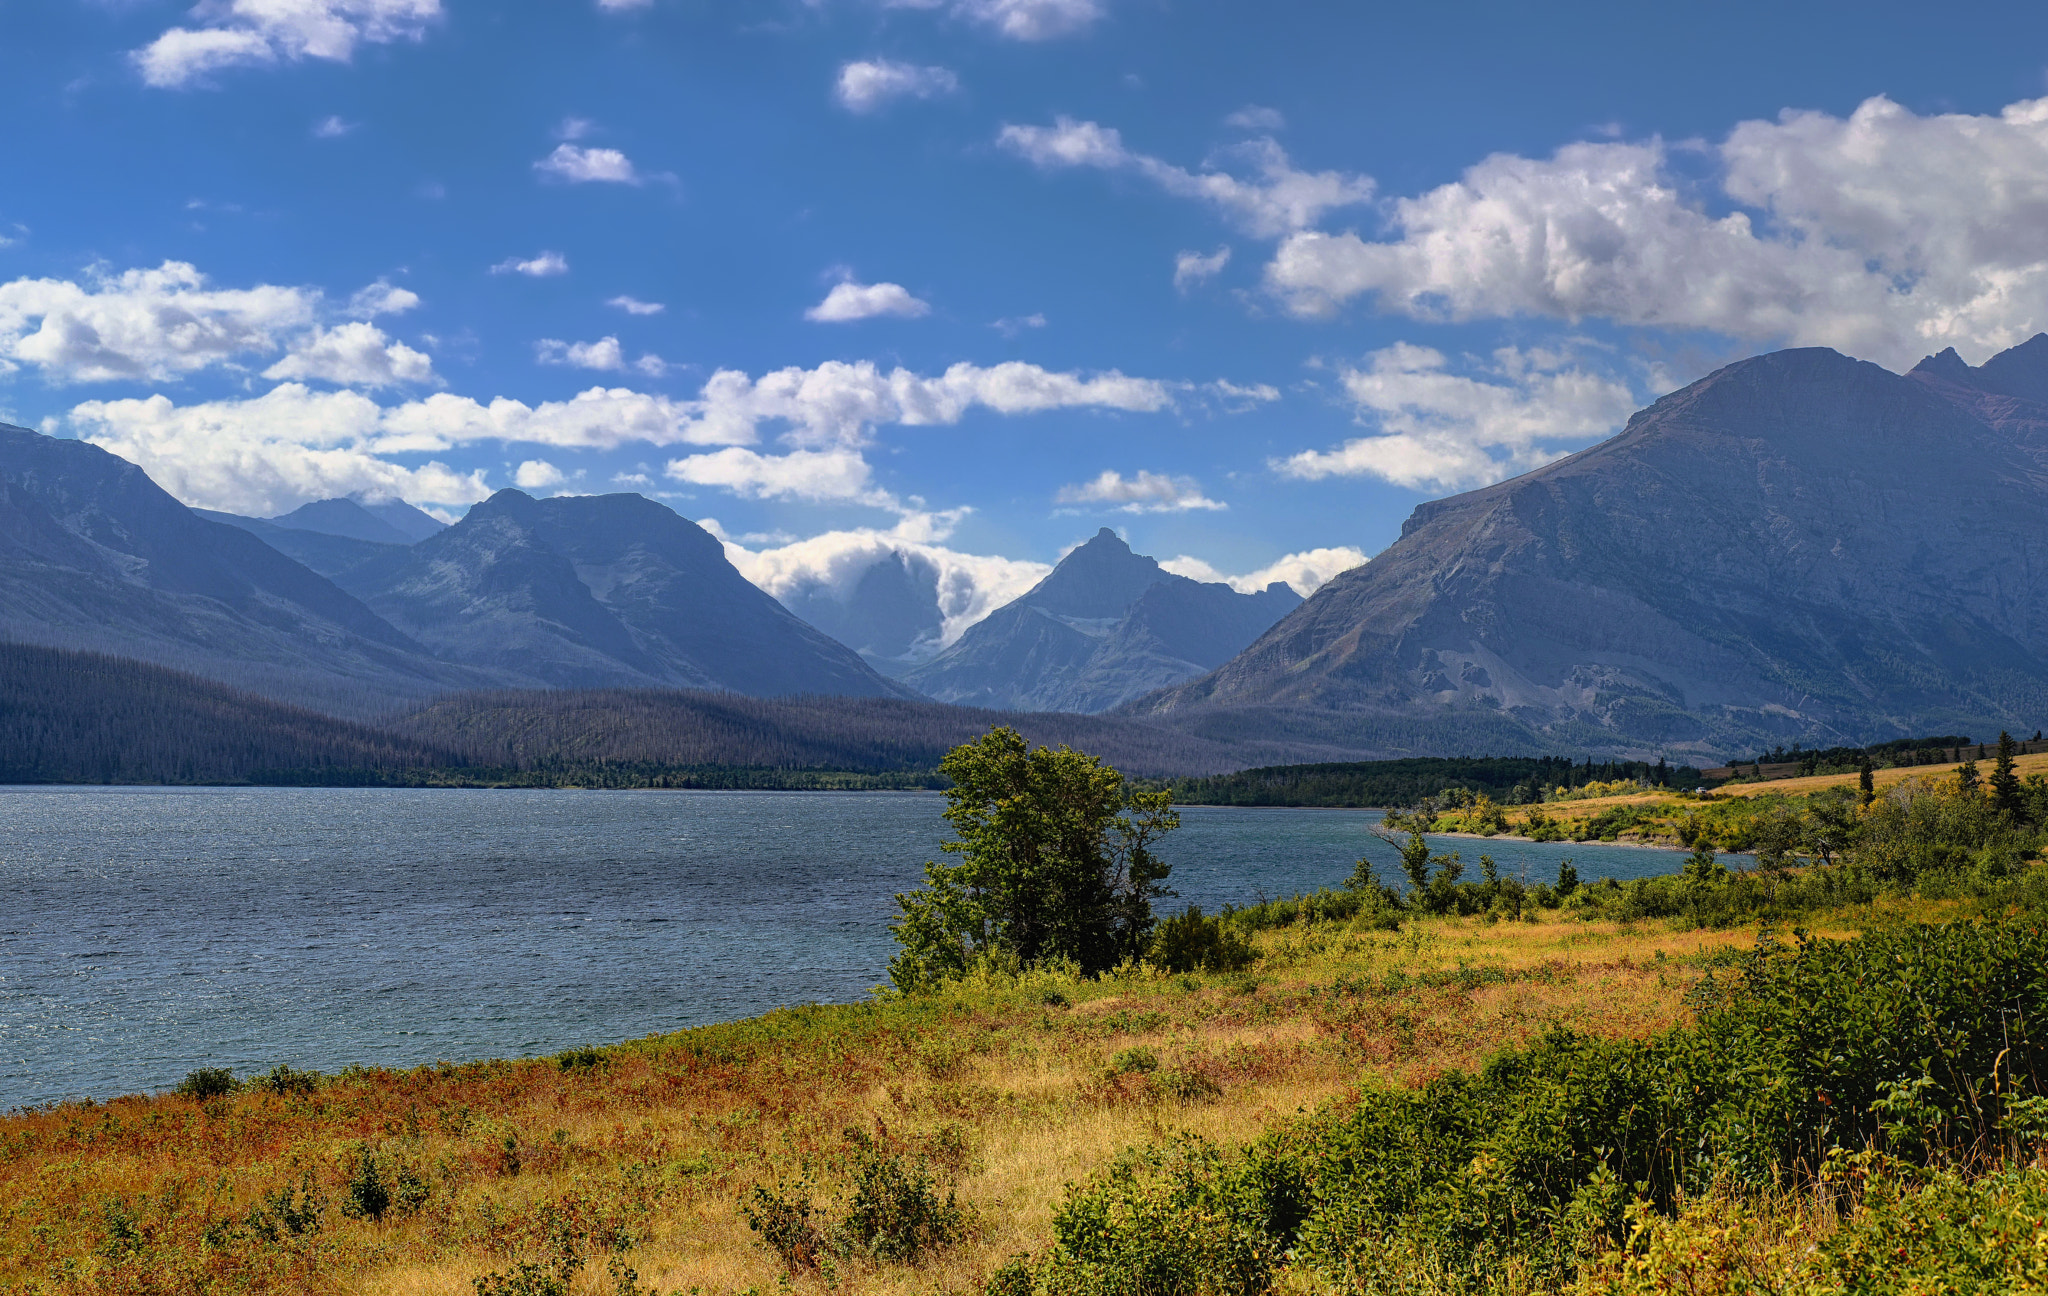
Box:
553, 1046, 606, 1072
253, 1064, 319, 1095
174, 1067, 238, 1099
741, 1132, 968, 1273
1148, 905, 1258, 973
340, 1146, 392, 1221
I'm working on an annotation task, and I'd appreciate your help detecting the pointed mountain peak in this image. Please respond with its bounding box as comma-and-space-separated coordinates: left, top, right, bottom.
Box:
1020, 528, 1166, 619
267, 498, 416, 546
1911, 346, 1974, 381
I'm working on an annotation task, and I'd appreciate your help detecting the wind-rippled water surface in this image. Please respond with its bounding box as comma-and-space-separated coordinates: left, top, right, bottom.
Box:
0, 786, 1708, 1106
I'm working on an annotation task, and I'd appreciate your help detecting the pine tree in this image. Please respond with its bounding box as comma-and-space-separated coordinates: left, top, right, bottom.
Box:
1958, 758, 1981, 796
1858, 757, 1875, 806
1991, 730, 2021, 816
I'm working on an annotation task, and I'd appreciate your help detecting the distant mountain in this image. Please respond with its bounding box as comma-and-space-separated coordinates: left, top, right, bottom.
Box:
0, 424, 478, 712
335, 489, 917, 697
902, 528, 1302, 712
778, 550, 944, 677
194, 509, 402, 582
269, 496, 446, 545
1133, 341, 2048, 760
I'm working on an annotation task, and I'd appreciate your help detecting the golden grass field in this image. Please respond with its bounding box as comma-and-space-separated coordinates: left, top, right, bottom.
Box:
0, 895, 1944, 1296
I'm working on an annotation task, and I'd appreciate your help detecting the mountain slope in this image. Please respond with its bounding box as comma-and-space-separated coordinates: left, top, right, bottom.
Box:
269, 498, 419, 545
1133, 343, 2048, 758
337, 489, 916, 698
194, 509, 404, 581
903, 528, 1302, 711
778, 550, 944, 677
0, 425, 479, 711
0, 642, 457, 783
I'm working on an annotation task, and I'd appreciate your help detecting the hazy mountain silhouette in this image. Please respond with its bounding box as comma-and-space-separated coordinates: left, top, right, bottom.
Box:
335, 489, 917, 697
0, 424, 475, 711
778, 550, 946, 677
904, 528, 1301, 711
1133, 341, 2048, 759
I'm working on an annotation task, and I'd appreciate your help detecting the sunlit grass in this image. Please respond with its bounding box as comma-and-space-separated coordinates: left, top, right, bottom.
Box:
1, 905, 1929, 1295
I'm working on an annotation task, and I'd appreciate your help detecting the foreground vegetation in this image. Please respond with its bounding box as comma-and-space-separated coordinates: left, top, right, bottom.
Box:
9, 735, 2048, 1294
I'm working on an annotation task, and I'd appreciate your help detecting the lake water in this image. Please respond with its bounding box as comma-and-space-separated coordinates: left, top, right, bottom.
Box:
0, 787, 1710, 1107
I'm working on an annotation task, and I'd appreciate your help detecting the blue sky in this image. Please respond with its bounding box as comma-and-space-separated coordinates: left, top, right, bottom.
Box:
8, 0, 2048, 629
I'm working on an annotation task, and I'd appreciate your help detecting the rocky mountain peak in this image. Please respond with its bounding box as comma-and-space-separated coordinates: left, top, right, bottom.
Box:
1023, 527, 1166, 619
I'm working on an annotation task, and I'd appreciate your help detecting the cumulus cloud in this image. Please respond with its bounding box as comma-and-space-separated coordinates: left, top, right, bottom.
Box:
491, 251, 569, 277
262, 322, 434, 387
536, 336, 627, 371
54, 357, 1190, 518
883, 0, 1104, 40
835, 59, 960, 113
345, 278, 420, 318
1054, 469, 1225, 513
805, 280, 932, 323
534, 143, 640, 185
999, 117, 1372, 238
1266, 94, 2048, 369
1160, 546, 1368, 597
513, 459, 568, 489
608, 295, 665, 315
66, 385, 489, 515
1174, 246, 1231, 292
0, 261, 317, 383
1274, 343, 1637, 492
719, 517, 1051, 649
135, 0, 442, 89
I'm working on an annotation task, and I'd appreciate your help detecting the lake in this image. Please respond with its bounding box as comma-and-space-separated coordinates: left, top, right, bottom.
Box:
0, 786, 1713, 1107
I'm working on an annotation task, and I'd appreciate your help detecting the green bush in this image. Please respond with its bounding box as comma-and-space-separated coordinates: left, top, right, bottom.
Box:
1148, 905, 1258, 973
173, 1067, 238, 1099
1006, 916, 2048, 1292
741, 1132, 968, 1273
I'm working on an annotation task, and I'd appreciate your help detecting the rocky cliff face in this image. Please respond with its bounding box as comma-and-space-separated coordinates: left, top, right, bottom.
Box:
336, 489, 917, 697
904, 528, 1302, 712
1131, 343, 2048, 760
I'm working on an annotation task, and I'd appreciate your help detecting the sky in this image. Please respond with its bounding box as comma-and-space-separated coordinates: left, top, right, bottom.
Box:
9, 0, 2048, 636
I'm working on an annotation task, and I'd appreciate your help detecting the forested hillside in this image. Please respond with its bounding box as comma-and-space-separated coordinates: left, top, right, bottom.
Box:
384, 687, 1362, 778
1160, 754, 1701, 807
0, 643, 457, 783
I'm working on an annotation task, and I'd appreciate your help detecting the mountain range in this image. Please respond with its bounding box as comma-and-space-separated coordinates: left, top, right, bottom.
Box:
1134, 338, 2048, 759
12, 335, 2048, 763
902, 528, 1303, 712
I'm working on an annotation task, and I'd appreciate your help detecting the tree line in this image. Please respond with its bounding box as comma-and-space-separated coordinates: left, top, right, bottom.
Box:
1157, 754, 1703, 809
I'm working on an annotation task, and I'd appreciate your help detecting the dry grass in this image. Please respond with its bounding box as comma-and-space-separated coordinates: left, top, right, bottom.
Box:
1, 903, 1926, 1296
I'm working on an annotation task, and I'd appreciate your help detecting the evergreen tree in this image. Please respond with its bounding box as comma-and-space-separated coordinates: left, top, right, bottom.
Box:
1858, 757, 1875, 806
1991, 730, 2021, 816
1958, 758, 1981, 796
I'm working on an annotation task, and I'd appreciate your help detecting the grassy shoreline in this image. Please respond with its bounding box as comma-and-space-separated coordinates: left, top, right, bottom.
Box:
0, 895, 1948, 1295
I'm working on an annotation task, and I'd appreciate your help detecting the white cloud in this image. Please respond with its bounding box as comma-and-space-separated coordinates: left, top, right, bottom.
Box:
1225, 105, 1284, 131
536, 336, 627, 371
720, 517, 1051, 649
667, 447, 886, 506
991, 312, 1047, 338
346, 278, 419, 318
0, 261, 317, 383
534, 143, 640, 185
883, 0, 1104, 40
513, 459, 568, 489
608, 295, 665, 315
1274, 343, 1637, 492
67, 385, 489, 515
1161, 546, 1367, 597
597, 0, 652, 10
1054, 469, 1225, 513
805, 279, 932, 323
262, 322, 434, 388
313, 114, 355, 138
835, 59, 960, 113
491, 251, 569, 277
999, 117, 1372, 238
135, 0, 442, 89
1174, 246, 1231, 292
1264, 94, 2048, 369
554, 116, 595, 140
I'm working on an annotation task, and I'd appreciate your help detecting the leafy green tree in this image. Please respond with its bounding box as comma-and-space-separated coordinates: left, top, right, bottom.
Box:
888, 728, 1177, 990
1991, 730, 2021, 817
